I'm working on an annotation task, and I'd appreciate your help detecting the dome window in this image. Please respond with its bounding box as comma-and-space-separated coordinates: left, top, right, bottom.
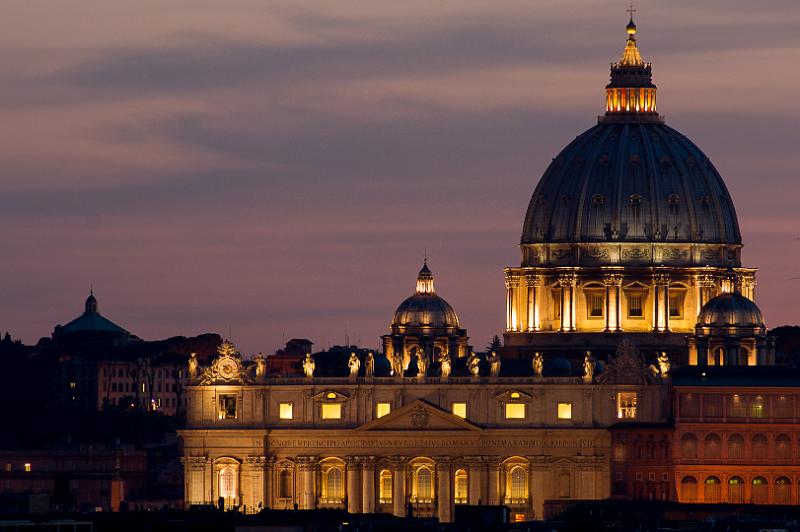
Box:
629, 154, 641, 166
591, 194, 605, 206
629, 194, 642, 205
667, 194, 679, 205
599, 154, 610, 167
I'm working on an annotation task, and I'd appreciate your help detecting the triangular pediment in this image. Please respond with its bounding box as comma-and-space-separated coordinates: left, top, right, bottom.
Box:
356, 400, 482, 432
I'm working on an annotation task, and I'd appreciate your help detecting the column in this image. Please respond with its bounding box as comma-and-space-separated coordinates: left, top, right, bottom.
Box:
526, 275, 540, 332
346, 457, 361, 514
361, 457, 376, 514
391, 457, 406, 517
264, 457, 274, 510
614, 277, 622, 331
505, 274, 512, 331
602, 273, 622, 331
487, 457, 501, 505
604, 282, 611, 331
664, 279, 671, 332
529, 464, 549, 521
244, 456, 267, 512
466, 457, 483, 505
436, 458, 452, 523
569, 279, 577, 331
558, 272, 576, 332
652, 283, 660, 332
509, 275, 520, 331
297, 456, 317, 510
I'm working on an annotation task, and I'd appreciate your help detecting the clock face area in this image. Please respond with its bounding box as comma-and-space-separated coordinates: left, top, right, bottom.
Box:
217, 358, 239, 380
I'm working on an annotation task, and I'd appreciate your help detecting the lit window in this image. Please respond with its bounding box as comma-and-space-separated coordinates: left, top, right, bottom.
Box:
326, 392, 337, 399
412, 466, 433, 502
219, 466, 237, 507
510, 391, 521, 399
379, 469, 393, 503
375, 402, 391, 418
586, 291, 604, 318
279, 402, 293, 420
668, 291, 685, 318
69, 382, 76, 390
557, 402, 572, 419
627, 292, 644, 317
616, 392, 638, 419
454, 469, 468, 504
505, 403, 526, 419
218, 394, 237, 419
321, 403, 342, 420
750, 395, 765, 418
24, 463, 31, 473
452, 402, 467, 419
322, 467, 344, 502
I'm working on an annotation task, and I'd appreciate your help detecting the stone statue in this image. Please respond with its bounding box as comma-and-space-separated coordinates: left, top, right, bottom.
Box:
657, 351, 670, 376
416, 348, 429, 378
440, 350, 452, 379
532, 352, 543, 377
255, 355, 266, 379
365, 352, 375, 377
391, 353, 404, 378
347, 352, 360, 378
467, 352, 480, 377
583, 350, 595, 382
302, 353, 315, 378
188, 352, 199, 379
488, 350, 501, 377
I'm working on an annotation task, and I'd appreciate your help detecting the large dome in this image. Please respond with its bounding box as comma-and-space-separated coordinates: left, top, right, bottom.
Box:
522, 122, 741, 247
392, 262, 460, 330
519, 19, 741, 268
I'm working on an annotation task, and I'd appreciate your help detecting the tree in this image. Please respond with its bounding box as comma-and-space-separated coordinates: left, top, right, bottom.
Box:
486, 335, 502, 352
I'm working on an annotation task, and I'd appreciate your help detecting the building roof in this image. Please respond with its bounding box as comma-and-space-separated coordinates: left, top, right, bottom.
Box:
58, 291, 130, 336
672, 366, 800, 387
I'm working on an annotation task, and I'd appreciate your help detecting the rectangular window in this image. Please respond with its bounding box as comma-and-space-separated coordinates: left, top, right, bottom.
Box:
627, 292, 644, 317
24, 463, 31, 473
586, 291, 604, 318
375, 402, 391, 419
729, 394, 747, 418
616, 392, 638, 419
557, 402, 572, 420
750, 395, 765, 418
452, 402, 467, 419
279, 402, 293, 420
505, 403, 526, 419
668, 291, 685, 318
679, 393, 699, 418
552, 289, 562, 319
218, 394, 237, 419
775, 395, 793, 419
703, 394, 723, 418
321, 403, 342, 420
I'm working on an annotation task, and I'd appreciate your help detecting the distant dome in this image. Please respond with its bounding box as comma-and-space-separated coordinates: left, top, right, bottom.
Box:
548, 357, 573, 377
392, 261, 460, 330
697, 292, 765, 329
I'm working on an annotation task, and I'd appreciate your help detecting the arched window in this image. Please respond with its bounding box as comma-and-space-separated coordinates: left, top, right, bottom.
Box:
704, 476, 721, 503
703, 434, 721, 459
752, 434, 768, 459
322, 466, 344, 502
413, 466, 433, 502
219, 466, 237, 507
681, 433, 697, 459
775, 477, 791, 505
507, 466, 527, 503
279, 469, 293, 499
738, 347, 751, 366
681, 476, 697, 502
379, 469, 393, 504
728, 476, 744, 503
775, 434, 791, 460
752, 476, 768, 504
454, 469, 468, 504
728, 434, 744, 459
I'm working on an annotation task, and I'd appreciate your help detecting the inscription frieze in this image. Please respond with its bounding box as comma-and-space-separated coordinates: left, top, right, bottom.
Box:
269, 438, 596, 449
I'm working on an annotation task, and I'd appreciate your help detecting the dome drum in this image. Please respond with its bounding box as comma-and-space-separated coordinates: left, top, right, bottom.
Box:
521, 242, 742, 268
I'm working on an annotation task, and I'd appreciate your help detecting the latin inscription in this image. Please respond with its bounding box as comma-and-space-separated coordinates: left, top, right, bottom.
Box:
269, 438, 595, 449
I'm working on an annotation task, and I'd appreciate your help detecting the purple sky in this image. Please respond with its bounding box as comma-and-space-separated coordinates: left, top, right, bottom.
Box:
2, 1, 799, 355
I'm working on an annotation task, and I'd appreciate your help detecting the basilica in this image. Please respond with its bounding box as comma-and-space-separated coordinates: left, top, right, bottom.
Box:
180, 18, 794, 521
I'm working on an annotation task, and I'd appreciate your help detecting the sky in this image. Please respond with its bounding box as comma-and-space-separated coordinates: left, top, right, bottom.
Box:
1, 1, 799, 355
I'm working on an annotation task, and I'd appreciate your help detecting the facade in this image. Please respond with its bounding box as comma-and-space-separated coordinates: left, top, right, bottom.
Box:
180, 16, 787, 522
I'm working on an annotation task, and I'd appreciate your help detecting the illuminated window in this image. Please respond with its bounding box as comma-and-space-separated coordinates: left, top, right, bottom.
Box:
454, 469, 468, 504
412, 466, 433, 502
379, 469, 393, 503
627, 292, 644, 317
24, 463, 31, 473
750, 395, 765, 418
616, 392, 638, 419
218, 394, 237, 420
506, 466, 527, 503
326, 392, 337, 400
557, 402, 572, 420
775, 396, 792, 418
451, 402, 467, 419
586, 291, 604, 318
219, 466, 237, 507
729, 394, 746, 417
322, 466, 344, 502
375, 402, 391, 419
505, 403, 526, 419
510, 391, 521, 399
321, 403, 342, 420
668, 291, 685, 318
279, 402, 293, 420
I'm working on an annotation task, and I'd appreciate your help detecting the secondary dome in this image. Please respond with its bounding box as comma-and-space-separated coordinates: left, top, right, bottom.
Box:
520, 19, 741, 267
392, 261, 460, 330
697, 292, 765, 329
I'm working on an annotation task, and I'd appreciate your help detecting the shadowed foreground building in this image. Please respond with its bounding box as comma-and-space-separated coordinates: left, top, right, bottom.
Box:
179, 17, 786, 522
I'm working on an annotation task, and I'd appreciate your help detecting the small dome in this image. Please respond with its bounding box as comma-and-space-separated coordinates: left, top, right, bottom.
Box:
697, 292, 765, 328
392, 261, 460, 330
85, 291, 98, 314
548, 357, 573, 377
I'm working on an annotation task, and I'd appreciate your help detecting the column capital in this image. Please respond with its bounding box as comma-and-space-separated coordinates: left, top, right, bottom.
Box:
505, 275, 521, 288
344, 456, 362, 467
183, 455, 209, 470
603, 273, 623, 286
694, 273, 716, 287
524, 274, 541, 287
296, 455, 319, 470
557, 272, 578, 286
652, 272, 670, 285
244, 455, 268, 468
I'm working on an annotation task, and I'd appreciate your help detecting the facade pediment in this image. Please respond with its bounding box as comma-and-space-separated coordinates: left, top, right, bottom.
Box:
356, 400, 481, 432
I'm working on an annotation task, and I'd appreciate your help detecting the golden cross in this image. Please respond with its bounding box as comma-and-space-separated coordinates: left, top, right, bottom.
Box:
627, 2, 636, 20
